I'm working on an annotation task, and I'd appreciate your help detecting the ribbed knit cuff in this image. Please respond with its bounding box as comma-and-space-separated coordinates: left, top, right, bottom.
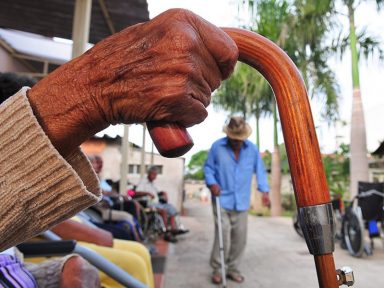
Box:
0, 88, 101, 251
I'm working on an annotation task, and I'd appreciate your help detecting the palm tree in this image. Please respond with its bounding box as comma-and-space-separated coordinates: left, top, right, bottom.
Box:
214, 63, 270, 147
235, 0, 340, 215
250, 0, 291, 217
333, 0, 384, 198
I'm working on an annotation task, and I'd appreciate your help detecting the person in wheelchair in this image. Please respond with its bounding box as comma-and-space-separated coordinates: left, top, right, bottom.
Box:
88, 155, 145, 241
135, 166, 189, 242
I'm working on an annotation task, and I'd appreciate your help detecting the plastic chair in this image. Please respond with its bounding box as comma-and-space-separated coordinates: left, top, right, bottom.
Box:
17, 231, 147, 288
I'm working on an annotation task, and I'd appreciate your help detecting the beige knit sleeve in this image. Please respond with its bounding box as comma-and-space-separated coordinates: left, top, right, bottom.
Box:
0, 88, 101, 251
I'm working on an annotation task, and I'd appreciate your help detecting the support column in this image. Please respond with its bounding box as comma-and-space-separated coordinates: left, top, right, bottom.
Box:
140, 124, 147, 178
72, 0, 92, 58
120, 125, 130, 196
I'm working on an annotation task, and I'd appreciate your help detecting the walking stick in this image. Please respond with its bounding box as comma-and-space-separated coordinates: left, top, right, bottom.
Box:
147, 28, 354, 287
215, 196, 227, 288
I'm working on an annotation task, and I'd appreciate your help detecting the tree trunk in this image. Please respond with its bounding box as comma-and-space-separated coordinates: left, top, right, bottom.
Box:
255, 113, 260, 148
251, 107, 261, 212
350, 88, 369, 198
348, 4, 369, 199
270, 102, 282, 216
270, 146, 282, 216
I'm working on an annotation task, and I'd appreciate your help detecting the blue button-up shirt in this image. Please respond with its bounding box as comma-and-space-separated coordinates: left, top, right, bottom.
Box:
204, 137, 269, 211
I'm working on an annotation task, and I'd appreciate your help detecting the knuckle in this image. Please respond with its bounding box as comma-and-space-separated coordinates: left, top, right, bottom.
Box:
211, 77, 221, 91
221, 48, 238, 67
171, 8, 198, 22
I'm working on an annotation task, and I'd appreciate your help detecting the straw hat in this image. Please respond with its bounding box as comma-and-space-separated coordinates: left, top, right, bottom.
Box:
223, 116, 252, 141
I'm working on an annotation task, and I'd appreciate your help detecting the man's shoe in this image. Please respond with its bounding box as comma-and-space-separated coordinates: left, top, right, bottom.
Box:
171, 228, 189, 235
227, 272, 244, 283
164, 233, 178, 243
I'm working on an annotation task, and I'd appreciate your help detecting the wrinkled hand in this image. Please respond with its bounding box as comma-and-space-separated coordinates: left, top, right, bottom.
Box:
262, 192, 270, 208
209, 184, 221, 197
27, 9, 238, 156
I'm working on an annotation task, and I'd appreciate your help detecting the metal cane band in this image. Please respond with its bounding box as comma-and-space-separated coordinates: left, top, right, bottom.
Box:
298, 203, 335, 255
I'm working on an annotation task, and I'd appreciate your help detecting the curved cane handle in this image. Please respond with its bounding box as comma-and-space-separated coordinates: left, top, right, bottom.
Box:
148, 27, 338, 287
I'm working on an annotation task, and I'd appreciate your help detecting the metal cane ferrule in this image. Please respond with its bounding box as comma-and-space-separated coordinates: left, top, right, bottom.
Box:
298, 203, 335, 255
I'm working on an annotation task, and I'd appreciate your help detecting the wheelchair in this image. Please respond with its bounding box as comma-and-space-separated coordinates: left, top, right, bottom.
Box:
83, 197, 145, 242
142, 206, 167, 241
131, 196, 167, 242
135, 195, 188, 242
341, 181, 384, 257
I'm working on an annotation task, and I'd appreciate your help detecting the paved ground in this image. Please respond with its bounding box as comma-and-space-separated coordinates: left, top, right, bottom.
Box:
164, 199, 384, 288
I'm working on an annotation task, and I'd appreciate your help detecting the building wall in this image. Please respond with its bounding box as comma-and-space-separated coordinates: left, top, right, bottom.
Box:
184, 180, 205, 198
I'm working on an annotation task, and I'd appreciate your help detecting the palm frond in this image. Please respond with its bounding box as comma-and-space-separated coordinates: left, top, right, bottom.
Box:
355, 29, 384, 61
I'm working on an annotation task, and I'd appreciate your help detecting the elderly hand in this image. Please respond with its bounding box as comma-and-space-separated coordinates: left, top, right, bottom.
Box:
27, 9, 238, 156
209, 184, 221, 197
261, 192, 270, 208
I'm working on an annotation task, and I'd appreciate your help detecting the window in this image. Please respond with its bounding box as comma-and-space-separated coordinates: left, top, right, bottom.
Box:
128, 164, 163, 175
128, 164, 136, 174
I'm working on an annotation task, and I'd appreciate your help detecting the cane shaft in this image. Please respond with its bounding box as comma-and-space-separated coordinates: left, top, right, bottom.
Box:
315, 255, 339, 288
215, 197, 227, 288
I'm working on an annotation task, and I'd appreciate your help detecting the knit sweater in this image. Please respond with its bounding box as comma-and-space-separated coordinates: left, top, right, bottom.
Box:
0, 88, 101, 251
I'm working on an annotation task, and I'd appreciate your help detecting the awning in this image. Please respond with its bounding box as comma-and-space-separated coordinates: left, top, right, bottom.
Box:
0, 0, 149, 44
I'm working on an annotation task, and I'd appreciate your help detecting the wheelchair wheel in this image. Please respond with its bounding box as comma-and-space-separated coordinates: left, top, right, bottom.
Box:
334, 210, 343, 241
145, 212, 166, 241
343, 207, 365, 257
154, 213, 167, 234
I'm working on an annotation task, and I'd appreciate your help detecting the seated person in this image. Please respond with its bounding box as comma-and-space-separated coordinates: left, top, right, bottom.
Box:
106, 178, 146, 226
88, 155, 141, 221
51, 219, 154, 288
135, 166, 189, 242
88, 155, 144, 240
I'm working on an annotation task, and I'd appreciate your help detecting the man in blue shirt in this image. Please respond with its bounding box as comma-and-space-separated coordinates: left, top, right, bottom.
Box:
204, 116, 270, 284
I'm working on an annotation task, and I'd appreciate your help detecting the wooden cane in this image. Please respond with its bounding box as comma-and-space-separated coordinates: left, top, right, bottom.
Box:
147, 28, 340, 287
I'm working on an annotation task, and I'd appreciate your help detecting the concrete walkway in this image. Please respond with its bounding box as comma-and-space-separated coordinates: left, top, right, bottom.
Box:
164, 199, 384, 288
